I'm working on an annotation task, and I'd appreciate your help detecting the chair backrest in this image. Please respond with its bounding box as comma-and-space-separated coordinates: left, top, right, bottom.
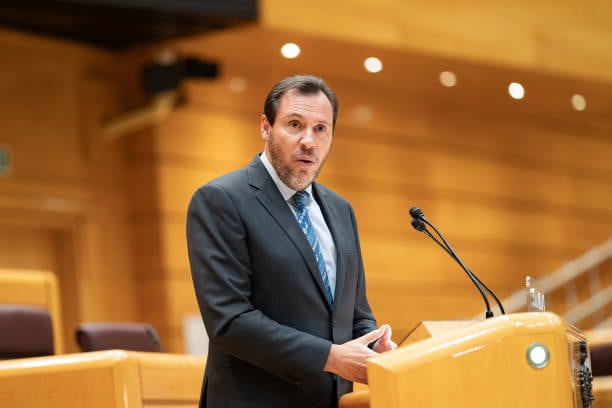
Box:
0, 304, 55, 359
585, 328, 612, 377
75, 322, 163, 352
590, 343, 612, 377
0, 268, 63, 354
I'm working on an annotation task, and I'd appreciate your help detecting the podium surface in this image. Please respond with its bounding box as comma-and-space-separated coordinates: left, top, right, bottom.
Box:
367, 312, 593, 408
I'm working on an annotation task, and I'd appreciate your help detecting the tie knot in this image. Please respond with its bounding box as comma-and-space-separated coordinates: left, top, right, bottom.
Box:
292, 191, 309, 211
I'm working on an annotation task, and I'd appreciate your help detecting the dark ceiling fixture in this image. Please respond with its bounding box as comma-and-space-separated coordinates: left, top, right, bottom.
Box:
0, 0, 258, 49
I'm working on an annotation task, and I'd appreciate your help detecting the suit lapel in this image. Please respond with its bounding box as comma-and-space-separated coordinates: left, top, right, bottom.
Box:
247, 158, 333, 310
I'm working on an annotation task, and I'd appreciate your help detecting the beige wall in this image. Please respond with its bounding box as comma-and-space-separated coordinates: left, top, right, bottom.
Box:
0, 0, 610, 353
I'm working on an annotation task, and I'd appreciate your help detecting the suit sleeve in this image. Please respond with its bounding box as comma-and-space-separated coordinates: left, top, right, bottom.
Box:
186, 184, 332, 392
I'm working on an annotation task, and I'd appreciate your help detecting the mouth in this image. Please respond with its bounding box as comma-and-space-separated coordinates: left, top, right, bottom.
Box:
295, 156, 316, 166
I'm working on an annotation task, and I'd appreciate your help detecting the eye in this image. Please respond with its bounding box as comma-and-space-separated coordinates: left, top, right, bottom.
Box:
315, 125, 327, 133
289, 120, 300, 129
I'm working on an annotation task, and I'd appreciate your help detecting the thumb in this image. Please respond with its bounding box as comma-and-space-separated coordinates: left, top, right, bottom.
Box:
357, 327, 385, 345
378, 324, 392, 341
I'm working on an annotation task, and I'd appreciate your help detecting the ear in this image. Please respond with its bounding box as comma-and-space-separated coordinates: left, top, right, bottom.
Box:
261, 114, 271, 141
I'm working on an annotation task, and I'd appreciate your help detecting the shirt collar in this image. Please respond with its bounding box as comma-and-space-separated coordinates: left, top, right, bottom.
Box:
259, 152, 313, 203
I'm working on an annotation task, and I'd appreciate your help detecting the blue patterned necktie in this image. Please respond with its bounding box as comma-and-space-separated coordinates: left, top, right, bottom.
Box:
292, 191, 334, 307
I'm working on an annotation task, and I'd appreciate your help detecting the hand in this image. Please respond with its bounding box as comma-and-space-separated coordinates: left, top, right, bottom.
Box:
372, 324, 397, 353
323, 326, 387, 384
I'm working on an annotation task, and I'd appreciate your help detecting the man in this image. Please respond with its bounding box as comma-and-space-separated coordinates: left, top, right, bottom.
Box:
187, 75, 396, 408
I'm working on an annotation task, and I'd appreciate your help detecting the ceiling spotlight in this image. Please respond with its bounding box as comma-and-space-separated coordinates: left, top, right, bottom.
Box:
281, 43, 301, 59
571, 94, 587, 111
364, 57, 383, 73
508, 82, 525, 100
439, 71, 457, 87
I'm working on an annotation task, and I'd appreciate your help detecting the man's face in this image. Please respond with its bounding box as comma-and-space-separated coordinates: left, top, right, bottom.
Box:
261, 89, 334, 191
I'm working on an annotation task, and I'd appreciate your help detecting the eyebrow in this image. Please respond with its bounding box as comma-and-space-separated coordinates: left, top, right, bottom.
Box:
283, 112, 331, 127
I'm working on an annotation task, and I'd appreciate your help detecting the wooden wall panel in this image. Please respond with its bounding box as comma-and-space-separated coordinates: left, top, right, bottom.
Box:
347, 189, 611, 248
129, 223, 165, 276
139, 278, 199, 353
0, 29, 137, 351
326, 128, 612, 210
156, 221, 190, 273
366, 284, 489, 341
156, 109, 262, 163
0, 226, 57, 270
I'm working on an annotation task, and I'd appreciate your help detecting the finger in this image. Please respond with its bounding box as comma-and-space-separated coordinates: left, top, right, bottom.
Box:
378, 324, 392, 341
357, 327, 385, 345
373, 325, 398, 352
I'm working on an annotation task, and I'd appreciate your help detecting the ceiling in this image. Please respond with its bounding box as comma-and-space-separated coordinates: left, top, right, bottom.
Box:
0, 0, 258, 49
172, 25, 612, 137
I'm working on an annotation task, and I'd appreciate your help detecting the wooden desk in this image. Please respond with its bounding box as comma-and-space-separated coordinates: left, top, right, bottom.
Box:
0, 350, 205, 408
593, 376, 612, 408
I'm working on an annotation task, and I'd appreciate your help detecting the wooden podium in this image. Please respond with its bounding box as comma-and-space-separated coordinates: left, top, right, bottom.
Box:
341, 312, 597, 408
0, 350, 205, 408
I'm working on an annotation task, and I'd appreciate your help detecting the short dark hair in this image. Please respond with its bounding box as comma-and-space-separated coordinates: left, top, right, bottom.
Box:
263, 75, 338, 130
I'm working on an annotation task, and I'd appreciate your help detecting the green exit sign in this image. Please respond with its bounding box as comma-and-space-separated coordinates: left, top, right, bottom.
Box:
0, 145, 11, 176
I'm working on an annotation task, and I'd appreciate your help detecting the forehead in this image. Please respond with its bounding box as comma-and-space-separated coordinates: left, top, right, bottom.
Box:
277, 89, 333, 123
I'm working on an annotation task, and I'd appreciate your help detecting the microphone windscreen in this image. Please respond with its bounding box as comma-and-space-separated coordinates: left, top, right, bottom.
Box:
409, 206, 424, 219
411, 218, 426, 232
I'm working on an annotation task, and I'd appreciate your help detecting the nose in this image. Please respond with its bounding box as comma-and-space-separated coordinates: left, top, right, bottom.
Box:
299, 128, 316, 150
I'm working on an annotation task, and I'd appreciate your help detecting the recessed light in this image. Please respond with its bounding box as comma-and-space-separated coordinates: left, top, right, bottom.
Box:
571, 94, 586, 111
280, 43, 301, 59
508, 82, 525, 100
439, 71, 457, 87
364, 57, 383, 73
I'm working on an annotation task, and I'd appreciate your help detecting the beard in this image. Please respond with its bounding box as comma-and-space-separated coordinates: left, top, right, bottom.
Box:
267, 130, 330, 191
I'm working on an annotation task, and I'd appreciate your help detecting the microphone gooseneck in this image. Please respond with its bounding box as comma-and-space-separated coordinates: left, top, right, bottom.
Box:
411, 218, 454, 257
409, 206, 505, 318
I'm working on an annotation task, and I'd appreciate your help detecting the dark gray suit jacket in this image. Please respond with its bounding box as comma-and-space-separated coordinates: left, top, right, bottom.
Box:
186, 156, 377, 408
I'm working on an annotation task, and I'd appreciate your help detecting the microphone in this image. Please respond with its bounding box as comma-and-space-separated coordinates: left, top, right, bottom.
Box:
409, 206, 424, 220
409, 206, 505, 319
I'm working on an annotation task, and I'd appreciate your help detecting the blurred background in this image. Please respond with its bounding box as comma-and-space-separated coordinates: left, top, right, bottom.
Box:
0, 0, 610, 354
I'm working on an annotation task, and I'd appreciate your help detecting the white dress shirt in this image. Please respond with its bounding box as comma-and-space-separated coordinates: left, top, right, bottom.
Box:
259, 152, 337, 295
